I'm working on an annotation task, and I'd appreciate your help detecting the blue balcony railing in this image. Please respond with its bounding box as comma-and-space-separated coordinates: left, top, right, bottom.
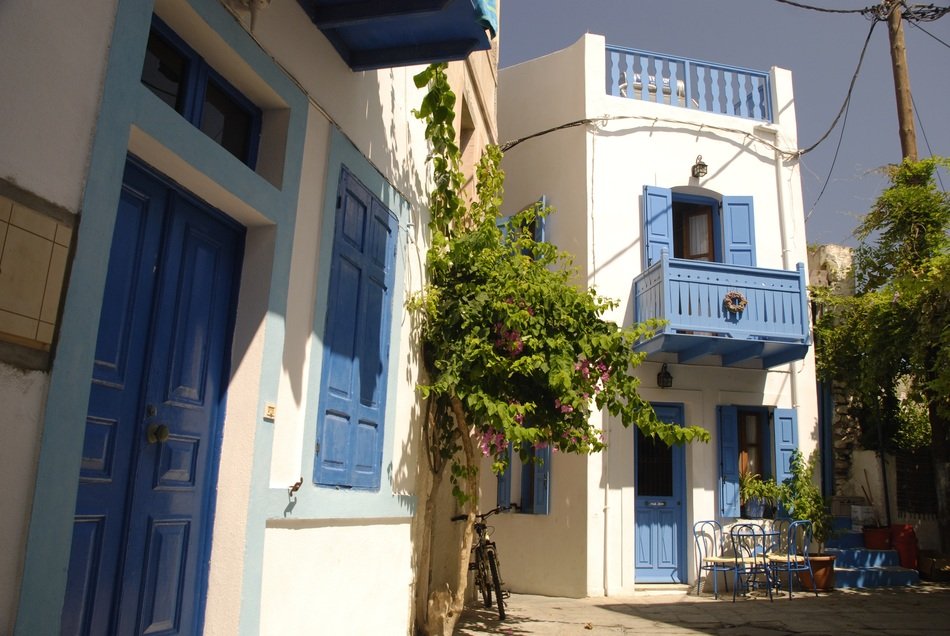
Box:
633, 252, 809, 368
606, 45, 773, 123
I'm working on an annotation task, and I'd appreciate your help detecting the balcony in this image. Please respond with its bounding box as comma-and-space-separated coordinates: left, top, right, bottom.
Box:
298, 0, 497, 71
632, 252, 810, 368
605, 45, 773, 123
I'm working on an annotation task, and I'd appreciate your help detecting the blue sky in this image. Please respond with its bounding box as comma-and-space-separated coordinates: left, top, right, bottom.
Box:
499, 0, 950, 247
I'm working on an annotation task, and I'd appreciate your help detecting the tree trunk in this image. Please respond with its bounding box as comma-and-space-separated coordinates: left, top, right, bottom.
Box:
418, 397, 480, 636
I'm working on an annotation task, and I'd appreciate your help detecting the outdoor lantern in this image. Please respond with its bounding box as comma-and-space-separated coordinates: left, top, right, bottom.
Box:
657, 363, 673, 388
691, 155, 708, 178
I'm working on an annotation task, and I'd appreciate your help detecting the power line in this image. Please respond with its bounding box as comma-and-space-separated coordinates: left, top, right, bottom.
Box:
907, 17, 950, 47
806, 84, 854, 222
770, 0, 869, 14
798, 18, 880, 156
911, 92, 947, 191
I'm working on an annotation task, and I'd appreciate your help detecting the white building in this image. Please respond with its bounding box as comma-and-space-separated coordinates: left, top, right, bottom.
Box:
484, 34, 819, 597
0, 0, 497, 633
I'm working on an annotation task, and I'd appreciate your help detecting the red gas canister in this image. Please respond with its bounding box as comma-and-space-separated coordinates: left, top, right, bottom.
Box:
890, 524, 919, 570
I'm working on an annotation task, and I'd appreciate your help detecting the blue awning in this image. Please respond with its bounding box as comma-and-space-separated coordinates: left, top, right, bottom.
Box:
298, 0, 497, 71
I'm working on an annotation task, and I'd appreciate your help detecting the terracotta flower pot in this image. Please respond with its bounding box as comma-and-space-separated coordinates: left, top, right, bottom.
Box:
863, 526, 891, 550
797, 554, 836, 591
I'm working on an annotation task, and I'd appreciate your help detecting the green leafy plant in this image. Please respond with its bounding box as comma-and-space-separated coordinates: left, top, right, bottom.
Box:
779, 450, 833, 551
409, 63, 710, 635
739, 470, 782, 506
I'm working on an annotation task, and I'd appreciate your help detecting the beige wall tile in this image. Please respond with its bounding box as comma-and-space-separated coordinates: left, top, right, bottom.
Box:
0, 196, 12, 222
41, 243, 69, 323
0, 309, 38, 341
11, 203, 57, 240
36, 321, 55, 344
54, 223, 73, 247
0, 225, 52, 317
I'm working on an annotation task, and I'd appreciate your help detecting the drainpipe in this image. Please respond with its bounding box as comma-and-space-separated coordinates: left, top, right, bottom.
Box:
758, 123, 800, 411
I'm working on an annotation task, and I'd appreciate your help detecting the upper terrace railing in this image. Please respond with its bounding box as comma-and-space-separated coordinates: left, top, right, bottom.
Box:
606, 45, 773, 123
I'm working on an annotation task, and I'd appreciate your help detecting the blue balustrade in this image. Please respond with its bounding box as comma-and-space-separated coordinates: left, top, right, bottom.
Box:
633, 252, 809, 367
606, 45, 772, 122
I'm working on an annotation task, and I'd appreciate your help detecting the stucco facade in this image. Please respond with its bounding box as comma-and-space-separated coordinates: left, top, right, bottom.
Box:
487, 34, 819, 597
0, 0, 497, 634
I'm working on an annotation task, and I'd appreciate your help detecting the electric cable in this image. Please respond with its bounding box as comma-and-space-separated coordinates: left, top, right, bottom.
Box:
907, 18, 950, 48
770, 0, 870, 14
806, 84, 853, 222
797, 18, 879, 156
911, 92, 947, 191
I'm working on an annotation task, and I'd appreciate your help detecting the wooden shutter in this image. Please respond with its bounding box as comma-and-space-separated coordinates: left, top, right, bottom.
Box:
772, 408, 799, 486
721, 196, 756, 266
642, 186, 674, 267
497, 445, 513, 508
520, 445, 551, 514
314, 168, 397, 489
718, 406, 740, 517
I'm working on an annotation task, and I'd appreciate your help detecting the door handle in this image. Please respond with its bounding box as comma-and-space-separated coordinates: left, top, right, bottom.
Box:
147, 423, 171, 444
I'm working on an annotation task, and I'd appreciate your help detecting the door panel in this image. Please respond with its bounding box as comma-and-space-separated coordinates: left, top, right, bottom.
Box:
64, 161, 243, 635
634, 404, 686, 583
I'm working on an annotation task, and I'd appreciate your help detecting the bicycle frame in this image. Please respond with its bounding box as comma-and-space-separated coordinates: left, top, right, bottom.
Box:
451, 504, 516, 619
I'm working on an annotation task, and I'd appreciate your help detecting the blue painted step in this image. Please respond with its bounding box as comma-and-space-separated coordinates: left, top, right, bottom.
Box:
826, 548, 901, 568
825, 530, 864, 549
824, 548, 919, 589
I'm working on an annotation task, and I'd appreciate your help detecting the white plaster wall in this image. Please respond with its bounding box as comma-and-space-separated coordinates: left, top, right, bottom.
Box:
259, 522, 414, 635
0, 0, 117, 211
498, 33, 819, 597
0, 364, 47, 636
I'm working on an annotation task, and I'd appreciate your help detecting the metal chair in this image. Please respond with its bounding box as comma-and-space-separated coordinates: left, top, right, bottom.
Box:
730, 523, 774, 602
692, 520, 736, 599
767, 519, 819, 598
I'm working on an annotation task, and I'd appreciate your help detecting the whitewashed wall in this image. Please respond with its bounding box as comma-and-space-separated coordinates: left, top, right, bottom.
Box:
494, 33, 818, 597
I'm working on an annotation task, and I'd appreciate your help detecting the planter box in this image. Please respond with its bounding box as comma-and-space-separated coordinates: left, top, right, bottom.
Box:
918, 553, 950, 582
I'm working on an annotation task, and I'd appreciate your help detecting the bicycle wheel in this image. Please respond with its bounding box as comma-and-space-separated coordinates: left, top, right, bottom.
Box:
485, 547, 505, 619
474, 547, 492, 608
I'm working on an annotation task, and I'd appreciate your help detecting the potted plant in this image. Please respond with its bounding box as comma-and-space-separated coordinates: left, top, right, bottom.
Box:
739, 470, 782, 519
779, 450, 836, 590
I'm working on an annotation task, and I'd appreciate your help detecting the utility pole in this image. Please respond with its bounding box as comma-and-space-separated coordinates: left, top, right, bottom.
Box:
885, 0, 918, 161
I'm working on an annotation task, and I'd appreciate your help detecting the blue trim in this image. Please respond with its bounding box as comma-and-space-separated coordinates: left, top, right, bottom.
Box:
146, 15, 262, 168
16, 1, 307, 634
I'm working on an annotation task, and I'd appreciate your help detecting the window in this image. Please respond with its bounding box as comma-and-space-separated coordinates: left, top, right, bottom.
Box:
497, 444, 551, 514
141, 17, 261, 167
718, 406, 798, 517
313, 167, 398, 490
642, 186, 755, 268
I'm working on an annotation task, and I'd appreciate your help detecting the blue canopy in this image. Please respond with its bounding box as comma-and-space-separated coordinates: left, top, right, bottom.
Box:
300, 0, 498, 71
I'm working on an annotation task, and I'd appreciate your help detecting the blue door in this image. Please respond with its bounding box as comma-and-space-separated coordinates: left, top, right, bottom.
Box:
63, 160, 243, 635
634, 403, 686, 583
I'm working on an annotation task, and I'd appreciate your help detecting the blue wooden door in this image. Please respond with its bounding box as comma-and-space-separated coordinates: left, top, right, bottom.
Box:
63, 160, 243, 635
634, 404, 686, 583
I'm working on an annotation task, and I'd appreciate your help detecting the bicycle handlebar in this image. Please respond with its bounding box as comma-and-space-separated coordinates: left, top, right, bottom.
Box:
450, 503, 518, 522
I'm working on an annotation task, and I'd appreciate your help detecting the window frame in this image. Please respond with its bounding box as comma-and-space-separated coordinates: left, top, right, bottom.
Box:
142, 16, 261, 168
718, 405, 798, 517
497, 443, 551, 515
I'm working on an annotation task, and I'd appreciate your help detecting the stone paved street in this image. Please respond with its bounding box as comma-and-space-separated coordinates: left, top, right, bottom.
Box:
455, 583, 950, 635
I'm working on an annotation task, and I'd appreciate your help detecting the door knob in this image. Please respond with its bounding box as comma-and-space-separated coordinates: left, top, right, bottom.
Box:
147, 423, 170, 444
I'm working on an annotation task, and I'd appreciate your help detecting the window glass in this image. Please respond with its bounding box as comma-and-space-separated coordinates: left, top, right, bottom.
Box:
637, 427, 673, 496
141, 30, 186, 112
672, 200, 714, 261
200, 79, 252, 162
739, 410, 762, 476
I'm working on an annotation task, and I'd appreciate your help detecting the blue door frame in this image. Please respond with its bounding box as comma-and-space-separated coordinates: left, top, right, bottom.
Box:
634, 403, 686, 583
62, 159, 244, 635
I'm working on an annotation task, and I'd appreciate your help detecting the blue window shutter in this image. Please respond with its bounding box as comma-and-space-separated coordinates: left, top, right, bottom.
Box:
314, 168, 396, 489
520, 445, 551, 514
772, 408, 799, 486
533, 195, 547, 243
718, 406, 740, 517
721, 196, 756, 266
497, 445, 512, 508
642, 186, 673, 267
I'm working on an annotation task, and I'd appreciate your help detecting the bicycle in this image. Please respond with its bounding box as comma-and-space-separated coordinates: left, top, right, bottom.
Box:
451, 504, 515, 619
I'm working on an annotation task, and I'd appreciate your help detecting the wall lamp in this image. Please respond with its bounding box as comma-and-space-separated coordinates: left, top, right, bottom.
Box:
657, 363, 673, 389
691, 155, 708, 178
